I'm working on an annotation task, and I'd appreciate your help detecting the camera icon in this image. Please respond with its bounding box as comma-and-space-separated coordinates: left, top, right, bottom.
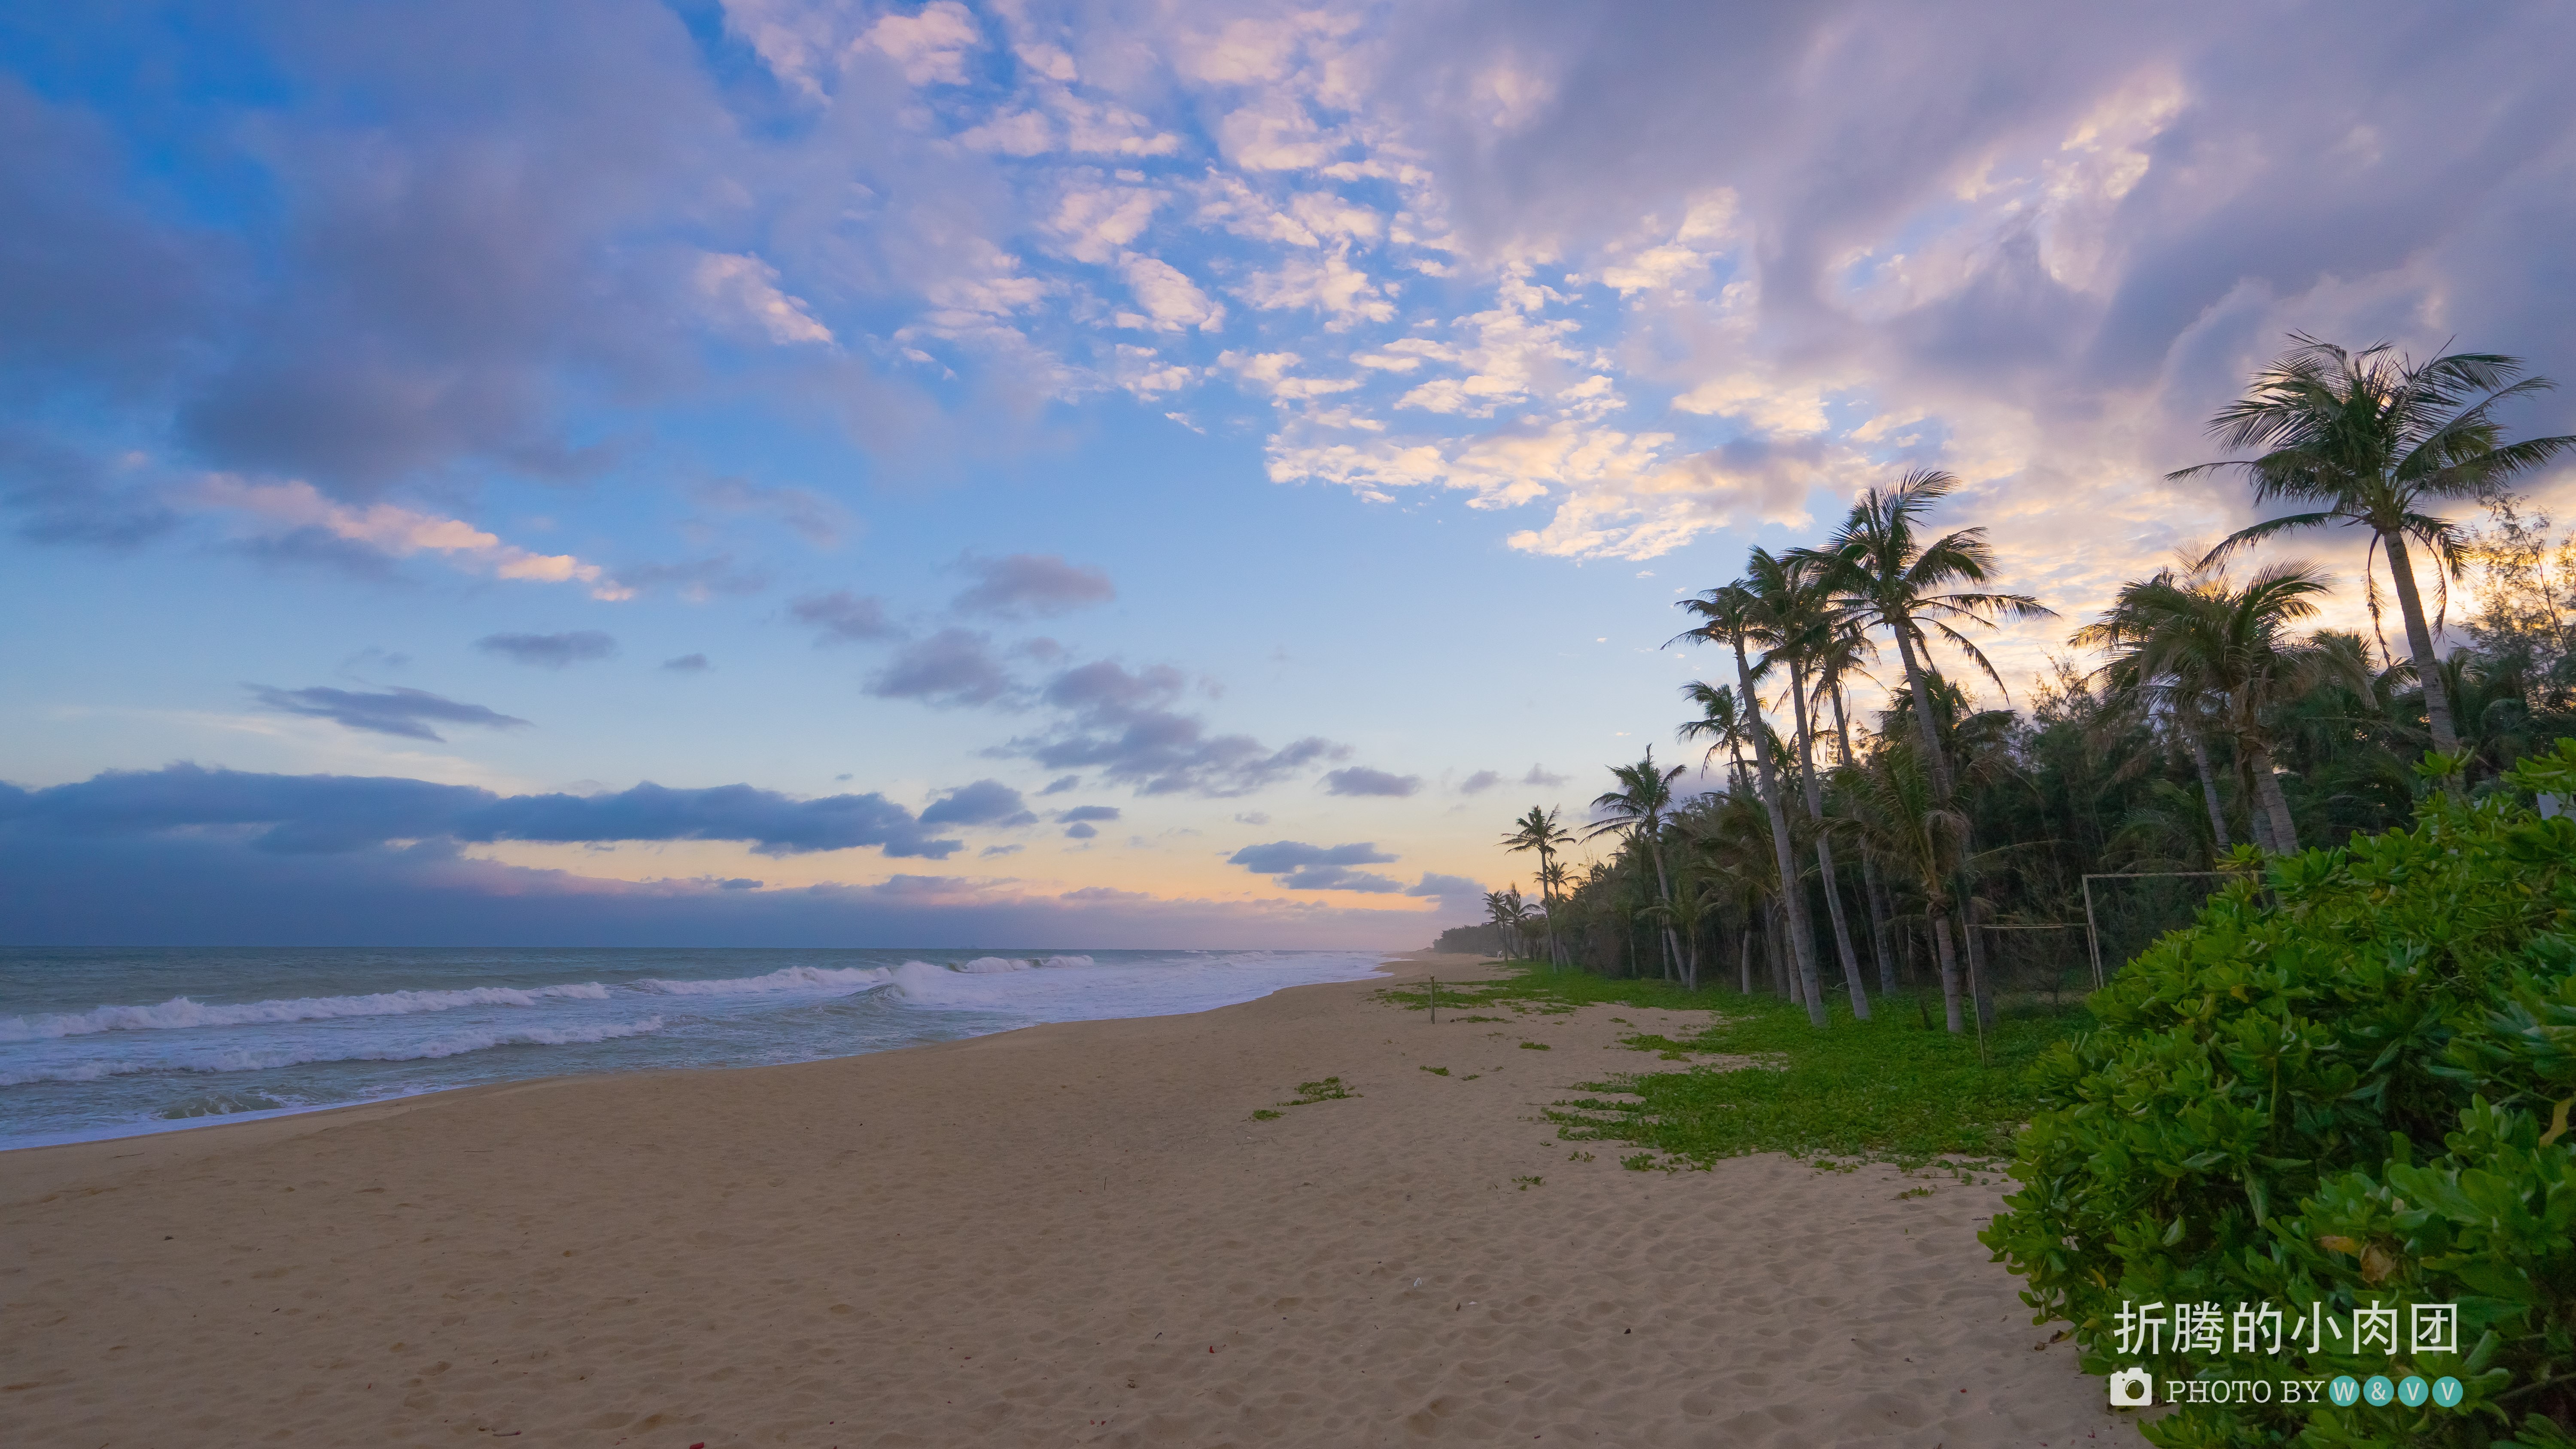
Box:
2109, 1367, 2155, 1407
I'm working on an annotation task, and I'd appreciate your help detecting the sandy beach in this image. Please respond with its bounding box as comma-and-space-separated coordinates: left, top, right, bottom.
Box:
0, 954, 2117, 1447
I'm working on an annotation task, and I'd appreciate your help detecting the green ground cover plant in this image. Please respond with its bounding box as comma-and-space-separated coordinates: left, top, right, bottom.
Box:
1982, 742, 2576, 1448
1381, 965, 2085, 1169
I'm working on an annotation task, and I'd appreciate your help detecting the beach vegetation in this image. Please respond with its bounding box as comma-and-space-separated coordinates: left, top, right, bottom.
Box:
1250, 1109, 1281, 1121
1982, 741, 2576, 1447
1420, 1065, 1450, 1075
1283, 1076, 1355, 1105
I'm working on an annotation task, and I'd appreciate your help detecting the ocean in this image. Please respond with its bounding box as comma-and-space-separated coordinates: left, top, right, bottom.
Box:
0, 946, 1391, 1150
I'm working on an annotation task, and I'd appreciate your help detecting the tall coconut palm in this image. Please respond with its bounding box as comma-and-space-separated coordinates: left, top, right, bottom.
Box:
1803, 469, 2054, 1030
2178, 336, 2576, 764
2070, 561, 2367, 854
1585, 750, 1688, 981
1501, 806, 1576, 967
1742, 547, 1872, 1019
1809, 621, 1897, 994
1673, 584, 1828, 1024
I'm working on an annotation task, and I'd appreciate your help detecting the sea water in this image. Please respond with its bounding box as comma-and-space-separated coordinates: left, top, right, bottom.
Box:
0, 947, 1389, 1150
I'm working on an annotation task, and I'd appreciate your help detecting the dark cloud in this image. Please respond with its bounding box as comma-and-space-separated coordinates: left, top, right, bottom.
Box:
1064, 822, 1098, 839
918, 779, 1037, 828
1011, 660, 1351, 797
1226, 839, 1405, 893
0, 831, 1440, 949
662, 653, 712, 672
1523, 765, 1569, 788
0, 430, 177, 548
789, 589, 897, 643
693, 478, 849, 547
1055, 805, 1121, 823
1323, 766, 1422, 798
475, 630, 617, 668
1233, 812, 1270, 826
249, 684, 530, 742
951, 552, 1116, 618
612, 556, 771, 599
981, 843, 1024, 857
865, 628, 1016, 707
1458, 770, 1502, 795
1038, 774, 1081, 795
0, 763, 960, 860
1405, 872, 1487, 909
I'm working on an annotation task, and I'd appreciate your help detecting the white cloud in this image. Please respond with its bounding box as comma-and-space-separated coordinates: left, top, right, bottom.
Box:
693, 252, 834, 346
864, 1, 982, 86
1116, 256, 1225, 332
193, 477, 635, 598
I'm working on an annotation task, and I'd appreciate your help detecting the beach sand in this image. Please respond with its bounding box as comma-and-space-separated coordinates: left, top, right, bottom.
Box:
0, 954, 2120, 1446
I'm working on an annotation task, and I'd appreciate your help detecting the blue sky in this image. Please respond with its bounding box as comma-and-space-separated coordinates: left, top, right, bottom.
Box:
6, 0, 2575, 946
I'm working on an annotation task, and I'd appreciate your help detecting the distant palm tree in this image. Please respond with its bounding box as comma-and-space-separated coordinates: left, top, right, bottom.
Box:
2178, 336, 2576, 764
1501, 806, 1576, 967
1586, 750, 1688, 981
1673, 583, 1828, 1024
2071, 561, 2366, 854
1844, 743, 1971, 1033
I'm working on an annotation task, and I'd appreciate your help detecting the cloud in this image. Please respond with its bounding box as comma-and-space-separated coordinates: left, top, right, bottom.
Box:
661, 653, 712, 672
1007, 659, 1352, 797
1064, 822, 1098, 839
475, 630, 617, 668
248, 684, 531, 742
1226, 838, 1405, 892
1458, 769, 1502, 794
865, 628, 1016, 707
610, 555, 772, 601
951, 552, 1116, 617
693, 252, 833, 346
1523, 765, 1569, 787
1038, 774, 1081, 795
1322, 766, 1422, 797
0, 762, 960, 860
918, 778, 1037, 828
190, 478, 635, 598
791, 590, 897, 643
1404, 872, 1486, 909
693, 479, 849, 548
1055, 805, 1121, 823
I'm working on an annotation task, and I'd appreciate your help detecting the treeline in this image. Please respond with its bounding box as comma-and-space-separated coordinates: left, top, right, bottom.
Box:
1490, 336, 2576, 1032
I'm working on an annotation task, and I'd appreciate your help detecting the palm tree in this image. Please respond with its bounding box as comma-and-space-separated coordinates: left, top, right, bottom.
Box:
1804, 469, 2054, 1030
1586, 750, 1688, 981
1844, 742, 1971, 1033
1742, 547, 1872, 1019
2178, 336, 2576, 764
1673, 583, 1828, 1024
1677, 680, 1755, 789
2070, 561, 2367, 854
1641, 869, 1717, 990
1502, 806, 1576, 967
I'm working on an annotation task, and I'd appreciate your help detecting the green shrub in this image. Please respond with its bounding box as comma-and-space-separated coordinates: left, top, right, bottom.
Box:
1982, 741, 2576, 1447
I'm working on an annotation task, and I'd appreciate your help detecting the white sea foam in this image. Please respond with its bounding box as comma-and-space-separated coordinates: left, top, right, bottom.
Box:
0, 983, 614, 1042
0, 1017, 667, 1086
956, 956, 1030, 973
632, 964, 894, 996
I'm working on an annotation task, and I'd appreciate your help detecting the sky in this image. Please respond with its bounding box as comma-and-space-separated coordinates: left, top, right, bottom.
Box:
5, 0, 2575, 947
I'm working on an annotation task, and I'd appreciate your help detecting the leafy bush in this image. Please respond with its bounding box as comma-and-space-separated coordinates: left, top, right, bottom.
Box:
1982, 741, 2576, 1447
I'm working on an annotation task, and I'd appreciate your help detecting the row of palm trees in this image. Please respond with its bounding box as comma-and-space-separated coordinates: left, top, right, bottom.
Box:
1496, 336, 2575, 1032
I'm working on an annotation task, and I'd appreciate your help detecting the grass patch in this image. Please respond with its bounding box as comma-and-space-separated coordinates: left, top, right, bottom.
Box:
1517, 1040, 1551, 1051
1283, 1076, 1355, 1105
1419, 1065, 1450, 1076
1398, 962, 2089, 1170
1250, 1109, 1282, 1121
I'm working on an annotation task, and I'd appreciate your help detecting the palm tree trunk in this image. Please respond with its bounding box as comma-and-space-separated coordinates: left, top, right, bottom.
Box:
1790, 663, 1870, 1018
1739, 929, 1754, 994
1889, 619, 1995, 1031
2246, 738, 2299, 854
2183, 729, 2232, 854
1930, 910, 1965, 1034
1732, 633, 1827, 1025
2381, 529, 2463, 761
1828, 682, 1894, 993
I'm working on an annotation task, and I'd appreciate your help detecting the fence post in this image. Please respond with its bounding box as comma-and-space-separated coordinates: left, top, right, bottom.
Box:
2082, 875, 2105, 991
